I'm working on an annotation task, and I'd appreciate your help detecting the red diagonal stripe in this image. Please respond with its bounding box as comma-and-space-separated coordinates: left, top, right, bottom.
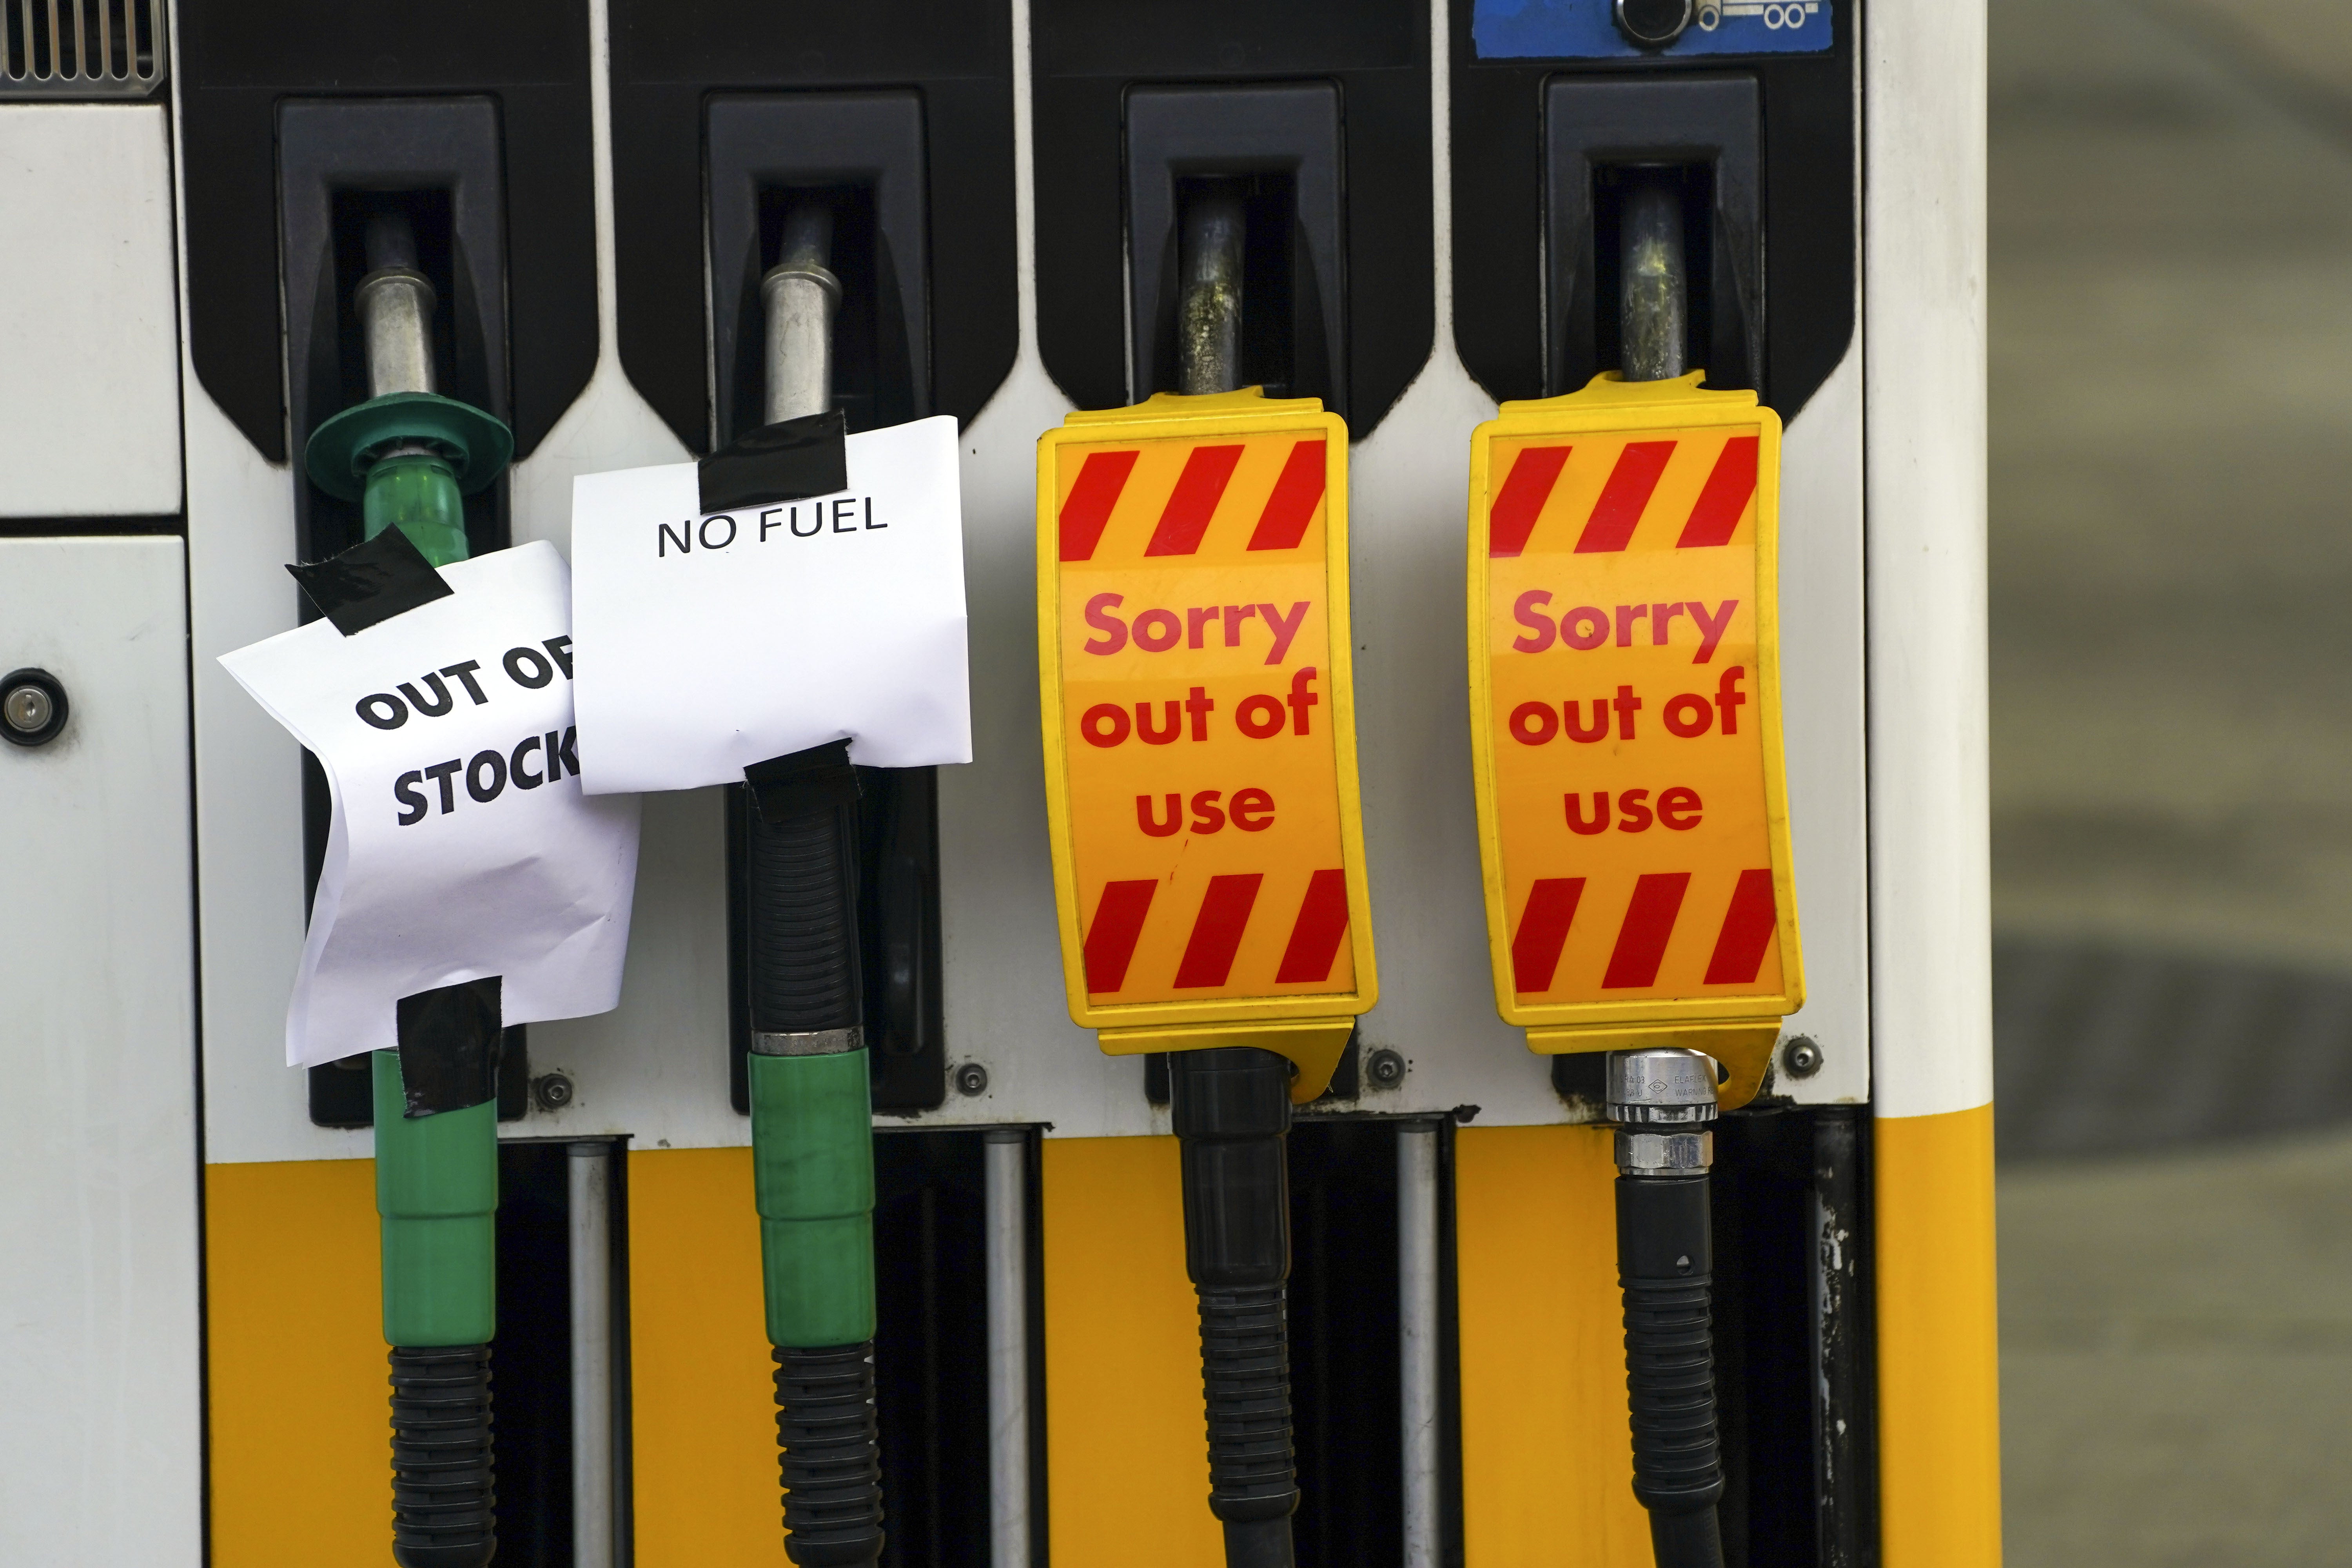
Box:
1274, 868, 1350, 983
1601, 872, 1691, 989
1247, 440, 1327, 551
1173, 873, 1264, 988
1676, 436, 1759, 549
1510, 877, 1586, 994
1488, 445, 1571, 558
1058, 450, 1140, 563
1703, 869, 1779, 985
1144, 444, 1245, 557
1082, 879, 1158, 993
1573, 441, 1677, 554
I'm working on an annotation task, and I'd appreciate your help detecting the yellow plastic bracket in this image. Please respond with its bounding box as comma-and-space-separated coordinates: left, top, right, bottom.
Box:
1036, 388, 1378, 1089
1467, 371, 1804, 1053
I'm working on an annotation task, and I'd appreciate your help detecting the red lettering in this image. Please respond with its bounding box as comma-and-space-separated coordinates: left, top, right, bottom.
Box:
1136, 701, 1181, 745
1612, 684, 1642, 739
1231, 788, 1276, 831
1190, 790, 1227, 834
1188, 606, 1220, 648
1259, 600, 1311, 664
1237, 695, 1286, 739
1566, 791, 1610, 835
1134, 608, 1181, 652
1658, 787, 1703, 830
1185, 686, 1215, 741
1617, 788, 1654, 833
1137, 793, 1182, 836
1222, 603, 1258, 645
1564, 699, 1610, 743
1614, 603, 1648, 648
1083, 592, 1127, 655
1561, 605, 1610, 650
1081, 704, 1130, 747
1714, 667, 1747, 734
1510, 701, 1558, 745
1287, 667, 1320, 735
1663, 693, 1713, 737
1512, 590, 1557, 653
1689, 599, 1739, 664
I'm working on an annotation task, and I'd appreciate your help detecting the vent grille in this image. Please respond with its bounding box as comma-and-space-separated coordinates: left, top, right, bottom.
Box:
1, 0, 163, 99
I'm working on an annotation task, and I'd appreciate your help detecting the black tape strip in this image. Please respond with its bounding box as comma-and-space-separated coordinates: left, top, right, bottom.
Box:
697, 408, 849, 514
745, 738, 862, 825
287, 524, 454, 635
396, 976, 504, 1116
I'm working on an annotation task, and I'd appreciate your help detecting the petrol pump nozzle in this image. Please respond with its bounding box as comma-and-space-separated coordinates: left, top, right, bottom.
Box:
744, 195, 887, 1568
1161, 187, 1303, 1568
301, 208, 515, 1568
304, 211, 513, 570
1604, 169, 1728, 1568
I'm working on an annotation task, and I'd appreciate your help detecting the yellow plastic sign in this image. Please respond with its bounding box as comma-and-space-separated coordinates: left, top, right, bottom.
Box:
1037, 390, 1376, 1100
1467, 373, 1802, 1100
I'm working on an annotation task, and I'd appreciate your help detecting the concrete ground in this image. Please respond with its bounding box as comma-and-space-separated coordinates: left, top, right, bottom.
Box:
1991, 0, 2352, 1559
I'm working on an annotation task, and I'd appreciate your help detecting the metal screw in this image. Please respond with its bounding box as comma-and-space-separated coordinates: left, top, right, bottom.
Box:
2, 669, 66, 746
1366, 1048, 1407, 1089
532, 1072, 575, 1111
1782, 1037, 1824, 1080
954, 1062, 989, 1097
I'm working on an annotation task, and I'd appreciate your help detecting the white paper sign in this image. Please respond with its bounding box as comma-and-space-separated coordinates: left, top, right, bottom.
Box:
220, 540, 642, 1068
567, 415, 972, 794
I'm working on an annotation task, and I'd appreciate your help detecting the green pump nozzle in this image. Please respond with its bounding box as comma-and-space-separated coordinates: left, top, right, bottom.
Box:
307, 208, 516, 1568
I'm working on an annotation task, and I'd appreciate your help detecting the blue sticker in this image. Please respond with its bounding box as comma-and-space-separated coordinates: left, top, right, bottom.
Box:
1473, 0, 1830, 60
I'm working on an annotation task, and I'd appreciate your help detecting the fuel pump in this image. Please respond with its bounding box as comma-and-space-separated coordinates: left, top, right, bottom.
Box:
304, 209, 516, 1568
1036, 184, 1379, 1567
740, 199, 887, 1567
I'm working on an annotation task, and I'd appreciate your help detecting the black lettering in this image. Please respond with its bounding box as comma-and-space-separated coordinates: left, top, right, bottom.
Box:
544, 731, 564, 781
511, 734, 545, 789
700, 514, 738, 550
356, 693, 408, 730
791, 505, 820, 538
424, 759, 462, 814
394, 770, 428, 826
503, 646, 554, 688
399, 673, 454, 717
440, 661, 488, 705
864, 496, 881, 529
557, 726, 579, 777
759, 507, 784, 541
659, 520, 691, 557
466, 750, 507, 803
832, 498, 857, 533
542, 636, 574, 679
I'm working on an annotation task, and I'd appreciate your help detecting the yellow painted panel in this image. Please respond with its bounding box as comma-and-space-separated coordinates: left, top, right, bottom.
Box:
1455, 1123, 1652, 1568
627, 1144, 788, 1566
1876, 1104, 2003, 1568
205, 1158, 387, 1567
1042, 1134, 1221, 1566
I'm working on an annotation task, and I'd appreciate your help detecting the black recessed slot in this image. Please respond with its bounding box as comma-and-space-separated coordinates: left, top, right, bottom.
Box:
710, 94, 945, 1116
1543, 75, 1759, 396
279, 98, 525, 1128
1125, 83, 1343, 410
706, 92, 930, 446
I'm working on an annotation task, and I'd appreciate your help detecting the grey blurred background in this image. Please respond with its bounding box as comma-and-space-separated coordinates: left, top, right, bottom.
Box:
1990, 0, 2352, 1559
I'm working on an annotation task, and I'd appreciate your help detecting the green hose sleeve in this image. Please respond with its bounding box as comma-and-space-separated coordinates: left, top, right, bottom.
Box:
365, 450, 470, 567
751, 1049, 877, 1348
373, 1049, 499, 1347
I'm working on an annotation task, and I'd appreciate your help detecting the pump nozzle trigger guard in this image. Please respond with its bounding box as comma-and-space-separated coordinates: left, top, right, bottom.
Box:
304, 390, 516, 502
